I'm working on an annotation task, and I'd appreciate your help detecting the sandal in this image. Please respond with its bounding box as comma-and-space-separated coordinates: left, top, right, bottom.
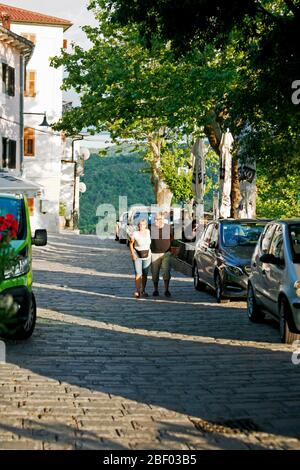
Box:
134, 291, 141, 298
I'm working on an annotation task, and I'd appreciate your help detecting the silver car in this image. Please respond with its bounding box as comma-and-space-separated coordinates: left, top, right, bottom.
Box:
247, 219, 300, 344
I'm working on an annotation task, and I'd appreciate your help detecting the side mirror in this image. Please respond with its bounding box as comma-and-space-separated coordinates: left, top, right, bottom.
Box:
32, 229, 47, 247
260, 253, 279, 265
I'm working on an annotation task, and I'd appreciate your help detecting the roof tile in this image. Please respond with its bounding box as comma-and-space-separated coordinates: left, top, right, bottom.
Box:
0, 3, 72, 30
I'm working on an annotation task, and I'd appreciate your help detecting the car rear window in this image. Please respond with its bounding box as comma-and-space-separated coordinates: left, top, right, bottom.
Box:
221, 223, 266, 247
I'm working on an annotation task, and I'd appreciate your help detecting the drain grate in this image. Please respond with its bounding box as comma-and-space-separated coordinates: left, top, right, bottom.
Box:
191, 418, 262, 435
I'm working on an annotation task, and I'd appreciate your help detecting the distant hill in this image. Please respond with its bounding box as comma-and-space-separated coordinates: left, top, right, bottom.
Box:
79, 151, 155, 234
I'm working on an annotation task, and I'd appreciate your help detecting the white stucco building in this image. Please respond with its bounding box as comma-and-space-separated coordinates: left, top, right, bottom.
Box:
0, 17, 33, 173
1, 3, 72, 232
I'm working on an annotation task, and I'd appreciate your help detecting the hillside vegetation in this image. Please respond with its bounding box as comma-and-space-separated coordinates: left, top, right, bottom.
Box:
79, 152, 155, 234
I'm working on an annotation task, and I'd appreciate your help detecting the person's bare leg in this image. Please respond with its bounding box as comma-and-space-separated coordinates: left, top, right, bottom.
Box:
164, 279, 171, 297
142, 275, 148, 295
135, 275, 141, 297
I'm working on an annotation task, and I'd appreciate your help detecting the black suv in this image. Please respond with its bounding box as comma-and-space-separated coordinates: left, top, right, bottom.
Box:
193, 219, 269, 302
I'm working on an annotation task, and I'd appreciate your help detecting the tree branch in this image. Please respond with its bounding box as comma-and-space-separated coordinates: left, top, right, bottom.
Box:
255, 3, 281, 22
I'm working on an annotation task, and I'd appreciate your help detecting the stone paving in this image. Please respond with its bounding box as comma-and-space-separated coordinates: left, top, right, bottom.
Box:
1, 233, 300, 450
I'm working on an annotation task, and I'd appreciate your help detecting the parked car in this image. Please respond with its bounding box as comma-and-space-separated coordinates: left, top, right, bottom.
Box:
247, 219, 300, 344
115, 211, 128, 244
193, 218, 269, 302
0, 193, 47, 339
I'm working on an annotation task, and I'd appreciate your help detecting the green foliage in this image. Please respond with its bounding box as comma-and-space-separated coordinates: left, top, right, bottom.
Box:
51, 6, 233, 139
79, 149, 155, 234
59, 202, 66, 217
159, 147, 193, 204
256, 172, 300, 219
159, 144, 219, 207
100, 0, 300, 176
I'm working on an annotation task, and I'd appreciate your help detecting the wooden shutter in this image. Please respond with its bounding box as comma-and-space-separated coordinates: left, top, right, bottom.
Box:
2, 63, 7, 94
8, 140, 16, 169
24, 128, 35, 157
24, 70, 36, 97
63, 39, 68, 49
8, 66, 15, 96
2, 137, 8, 168
27, 198, 35, 216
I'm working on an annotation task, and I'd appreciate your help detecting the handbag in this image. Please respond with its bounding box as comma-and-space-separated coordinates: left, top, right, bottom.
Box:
136, 249, 149, 258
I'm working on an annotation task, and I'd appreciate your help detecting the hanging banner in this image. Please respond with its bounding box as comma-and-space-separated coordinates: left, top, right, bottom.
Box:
219, 131, 233, 219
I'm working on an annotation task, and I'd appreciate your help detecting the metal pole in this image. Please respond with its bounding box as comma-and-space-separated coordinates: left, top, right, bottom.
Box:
71, 136, 83, 230
19, 55, 24, 175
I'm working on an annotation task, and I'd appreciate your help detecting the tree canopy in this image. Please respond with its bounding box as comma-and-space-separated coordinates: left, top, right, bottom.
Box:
94, 0, 300, 175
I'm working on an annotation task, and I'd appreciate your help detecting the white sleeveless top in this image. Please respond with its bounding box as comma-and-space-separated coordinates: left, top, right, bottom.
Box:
132, 229, 151, 251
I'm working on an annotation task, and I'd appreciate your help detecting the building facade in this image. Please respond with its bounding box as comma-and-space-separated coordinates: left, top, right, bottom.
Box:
0, 19, 33, 175
0, 3, 72, 232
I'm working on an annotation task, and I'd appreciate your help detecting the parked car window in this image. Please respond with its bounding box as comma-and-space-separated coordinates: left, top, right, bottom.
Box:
288, 224, 300, 262
269, 227, 284, 262
203, 224, 214, 244
261, 224, 277, 253
221, 222, 265, 247
210, 224, 219, 245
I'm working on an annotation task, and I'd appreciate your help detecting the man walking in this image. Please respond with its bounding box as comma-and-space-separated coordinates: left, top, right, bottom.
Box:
151, 213, 173, 297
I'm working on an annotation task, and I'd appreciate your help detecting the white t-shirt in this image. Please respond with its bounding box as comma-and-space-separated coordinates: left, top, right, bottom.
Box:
132, 229, 151, 252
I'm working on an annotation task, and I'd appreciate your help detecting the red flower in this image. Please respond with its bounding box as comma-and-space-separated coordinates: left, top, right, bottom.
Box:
0, 214, 18, 245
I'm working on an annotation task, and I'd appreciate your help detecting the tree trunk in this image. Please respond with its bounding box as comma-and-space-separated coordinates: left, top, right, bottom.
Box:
230, 156, 241, 218
204, 110, 222, 157
148, 134, 173, 208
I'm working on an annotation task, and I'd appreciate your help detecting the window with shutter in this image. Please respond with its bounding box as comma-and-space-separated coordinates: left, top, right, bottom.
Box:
8, 140, 16, 169
8, 66, 15, 97
2, 137, 16, 169
24, 70, 36, 97
24, 128, 35, 157
2, 63, 15, 96
27, 198, 35, 216
2, 137, 8, 168
63, 39, 68, 49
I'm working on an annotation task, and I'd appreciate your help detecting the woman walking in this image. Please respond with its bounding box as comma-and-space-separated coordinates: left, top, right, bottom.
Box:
129, 218, 151, 298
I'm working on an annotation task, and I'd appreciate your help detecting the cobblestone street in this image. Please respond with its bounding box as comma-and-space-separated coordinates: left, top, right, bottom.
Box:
1, 233, 300, 449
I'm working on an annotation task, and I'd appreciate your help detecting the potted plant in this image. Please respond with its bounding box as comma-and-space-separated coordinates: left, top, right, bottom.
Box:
59, 202, 67, 231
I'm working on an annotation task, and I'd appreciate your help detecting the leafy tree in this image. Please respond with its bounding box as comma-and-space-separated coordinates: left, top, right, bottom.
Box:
100, 0, 300, 216
256, 171, 300, 219
52, 5, 234, 207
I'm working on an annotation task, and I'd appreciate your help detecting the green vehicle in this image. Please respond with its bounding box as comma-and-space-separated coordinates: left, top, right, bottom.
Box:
0, 193, 47, 339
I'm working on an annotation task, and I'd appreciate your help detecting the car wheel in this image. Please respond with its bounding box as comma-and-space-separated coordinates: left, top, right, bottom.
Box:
214, 272, 224, 303
279, 298, 300, 344
193, 264, 206, 291
247, 284, 265, 323
12, 294, 37, 340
